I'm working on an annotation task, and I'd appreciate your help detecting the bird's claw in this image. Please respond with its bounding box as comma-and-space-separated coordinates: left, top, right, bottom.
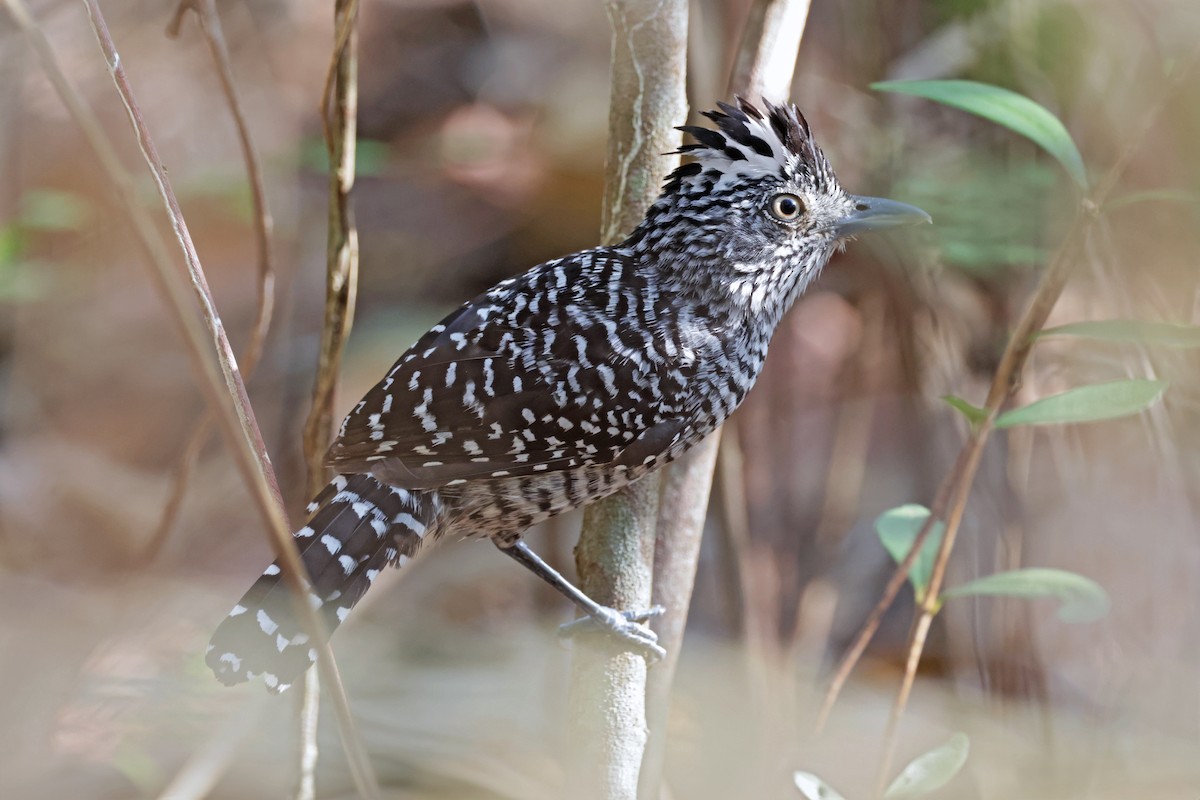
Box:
558, 605, 667, 662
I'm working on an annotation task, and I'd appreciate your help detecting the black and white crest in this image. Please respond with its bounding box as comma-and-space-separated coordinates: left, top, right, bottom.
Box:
665, 97, 836, 195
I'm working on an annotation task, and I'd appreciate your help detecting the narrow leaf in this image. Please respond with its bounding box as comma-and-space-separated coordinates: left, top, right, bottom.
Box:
943, 568, 1110, 622
995, 379, 1166, 428
941, 394, 988, 426
885, 733, 970, 798
875, 505, 945, 603
1038, 320, 1200, 348
872, 79, 1087, 189
794, 771, 847, 800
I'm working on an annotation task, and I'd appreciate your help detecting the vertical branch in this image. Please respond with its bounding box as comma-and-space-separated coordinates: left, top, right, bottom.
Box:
303, 0, 359, 497
566, 1, 687, 798
637, 434, 719, 800
727, 0, 811, 98
638, 2, 810, 797
1, 1, 379, 796
297, 2, 360, 797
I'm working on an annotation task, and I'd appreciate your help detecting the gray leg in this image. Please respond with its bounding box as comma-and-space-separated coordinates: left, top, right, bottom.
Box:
498, 539, 666, 661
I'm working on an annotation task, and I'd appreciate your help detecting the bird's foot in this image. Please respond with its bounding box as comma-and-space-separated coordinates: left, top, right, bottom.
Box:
558, 605, 667, 662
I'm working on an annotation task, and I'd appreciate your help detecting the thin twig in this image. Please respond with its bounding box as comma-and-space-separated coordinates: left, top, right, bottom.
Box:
167, 0, 275, 377
870, 210, 1085, 792
302, 0, 359, 498
2, 2, 377, 796
143, 0, 278, 564
297, 1, 361, 795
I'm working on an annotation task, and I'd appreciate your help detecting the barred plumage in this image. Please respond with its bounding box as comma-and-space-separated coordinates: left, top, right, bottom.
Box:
207, 98, 929, 691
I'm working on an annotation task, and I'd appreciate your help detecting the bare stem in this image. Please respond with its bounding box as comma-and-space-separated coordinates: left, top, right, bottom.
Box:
296, 1, 362, 796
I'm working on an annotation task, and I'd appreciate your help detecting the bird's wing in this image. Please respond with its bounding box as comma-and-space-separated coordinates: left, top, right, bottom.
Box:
326, 251, 698, 489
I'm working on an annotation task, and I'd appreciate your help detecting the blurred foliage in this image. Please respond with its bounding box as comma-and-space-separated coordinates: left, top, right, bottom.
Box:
299, 136, 392, 177
893, 157, 1057, 273
883, 733, 970, 799
943, 568, 1110, 623
1039, 319, 1200, 346
0, 189, 93, 301
795, 732, 971, 800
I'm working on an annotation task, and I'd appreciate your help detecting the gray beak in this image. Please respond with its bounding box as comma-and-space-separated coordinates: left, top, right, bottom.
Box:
833, 195, 932, 237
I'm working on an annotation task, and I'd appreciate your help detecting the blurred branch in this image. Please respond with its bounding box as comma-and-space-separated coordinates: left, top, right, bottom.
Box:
155, 696, 267, 800
0, 2, 378, 797
298, 1, 361, 797
727, 0, 810, 100
639, 3, 809, 796
567, 1, 687, 797
144, 0, 279, 564
809, 45, 1200, 787
638, 434, 719, 799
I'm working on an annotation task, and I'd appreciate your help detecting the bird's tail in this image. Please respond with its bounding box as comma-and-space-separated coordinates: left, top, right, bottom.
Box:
206, 473, 435, 692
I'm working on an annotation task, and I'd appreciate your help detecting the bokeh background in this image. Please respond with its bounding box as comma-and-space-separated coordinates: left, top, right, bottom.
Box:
2, 0, 1200, 797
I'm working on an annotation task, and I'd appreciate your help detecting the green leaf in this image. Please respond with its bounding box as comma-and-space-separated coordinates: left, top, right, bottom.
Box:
794, 771, 847, 800
942, 395, 988, 426
875, 505, 945, 604
1038, 320, 1200, 348
944, 568, 1110, 622
885, 733, 970, 798
995, 379, 1167, 428
872, 79, 1087, 190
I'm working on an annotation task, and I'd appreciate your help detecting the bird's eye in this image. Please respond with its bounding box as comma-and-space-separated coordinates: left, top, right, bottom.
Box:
768, 193, 805, 222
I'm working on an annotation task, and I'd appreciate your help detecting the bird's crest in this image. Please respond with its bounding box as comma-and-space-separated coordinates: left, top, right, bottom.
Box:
665, 97, 834, 194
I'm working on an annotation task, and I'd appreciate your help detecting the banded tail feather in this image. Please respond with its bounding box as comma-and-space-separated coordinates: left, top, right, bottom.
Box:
205, 473, 436, 692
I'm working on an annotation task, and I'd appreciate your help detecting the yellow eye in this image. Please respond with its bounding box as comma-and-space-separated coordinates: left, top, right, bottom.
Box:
768, 193, 805, 221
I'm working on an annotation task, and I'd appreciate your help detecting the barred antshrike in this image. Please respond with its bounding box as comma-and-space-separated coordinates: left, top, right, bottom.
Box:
207, 98, 929, 692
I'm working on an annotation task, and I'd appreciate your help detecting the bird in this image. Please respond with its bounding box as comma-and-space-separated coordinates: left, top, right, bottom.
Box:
206, 97, 929, 692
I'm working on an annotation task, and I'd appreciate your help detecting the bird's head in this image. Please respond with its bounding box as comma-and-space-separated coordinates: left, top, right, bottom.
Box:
628, 98, 929, 319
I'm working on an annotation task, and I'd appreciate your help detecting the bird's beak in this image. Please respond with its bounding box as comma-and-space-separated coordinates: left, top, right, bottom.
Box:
833, 195, 931, 238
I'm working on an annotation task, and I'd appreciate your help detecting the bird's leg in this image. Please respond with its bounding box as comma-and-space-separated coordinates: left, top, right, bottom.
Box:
497, 539, 666, 661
